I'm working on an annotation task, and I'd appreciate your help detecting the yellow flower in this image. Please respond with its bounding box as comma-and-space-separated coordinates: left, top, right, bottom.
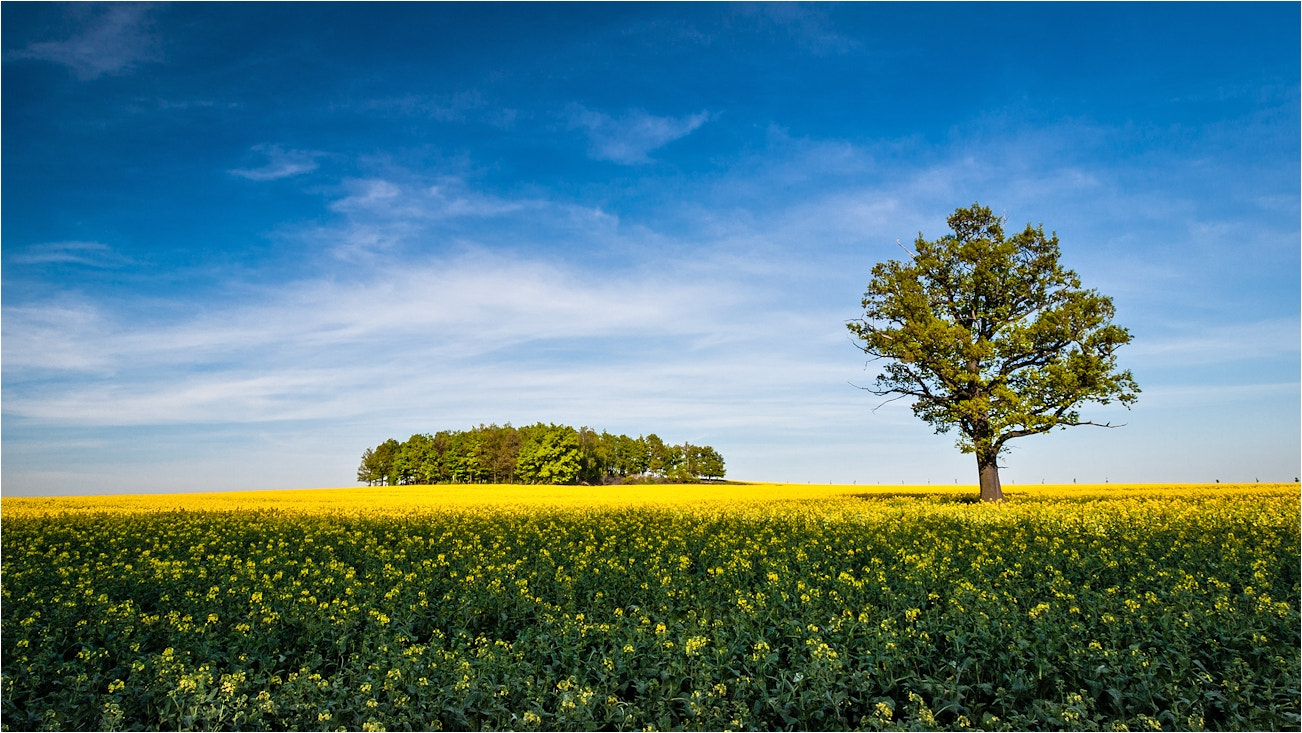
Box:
684, 636, 709, 656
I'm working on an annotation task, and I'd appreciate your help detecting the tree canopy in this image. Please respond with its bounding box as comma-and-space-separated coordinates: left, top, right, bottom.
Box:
848, 203, 1139, 501
358, 423, 725, 486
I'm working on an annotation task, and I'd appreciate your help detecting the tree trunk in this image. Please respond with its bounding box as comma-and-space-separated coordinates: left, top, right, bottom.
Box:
977, 450, 1004, 503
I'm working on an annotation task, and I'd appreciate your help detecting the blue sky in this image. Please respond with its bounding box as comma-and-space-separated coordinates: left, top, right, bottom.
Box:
3, 2, 1298, 495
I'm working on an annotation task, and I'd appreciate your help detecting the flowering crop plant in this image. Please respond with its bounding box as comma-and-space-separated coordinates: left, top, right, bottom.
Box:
2, 482, 1298, 731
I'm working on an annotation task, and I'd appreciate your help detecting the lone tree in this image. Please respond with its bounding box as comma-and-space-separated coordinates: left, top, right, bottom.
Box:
848, 203, 1139, 502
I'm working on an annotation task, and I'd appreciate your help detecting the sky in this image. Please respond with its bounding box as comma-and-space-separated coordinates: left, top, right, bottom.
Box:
2, 2, 1298, 496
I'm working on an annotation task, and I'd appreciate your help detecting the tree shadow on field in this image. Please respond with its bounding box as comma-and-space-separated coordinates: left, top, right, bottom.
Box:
849, 492, 1021, 504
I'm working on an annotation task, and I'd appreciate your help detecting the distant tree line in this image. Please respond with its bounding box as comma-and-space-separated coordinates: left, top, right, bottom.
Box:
357, 423, 725, 486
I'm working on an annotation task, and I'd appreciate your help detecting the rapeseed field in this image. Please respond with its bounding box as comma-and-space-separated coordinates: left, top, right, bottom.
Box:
2, 483, 1297, 731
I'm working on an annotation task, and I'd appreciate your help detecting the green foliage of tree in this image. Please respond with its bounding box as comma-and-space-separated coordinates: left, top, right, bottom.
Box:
515, 424, 583, 485
394, 433, 436, 485
480, 424, 522, 483
358, 424, 724, 485
848, 203, 1139, 502
363, 439, 399, 487
613, 433, 649, 477
686, 444, 727, 481
644, 434, 677, 478
576, 427, 608, 485
356, 447, 382, 485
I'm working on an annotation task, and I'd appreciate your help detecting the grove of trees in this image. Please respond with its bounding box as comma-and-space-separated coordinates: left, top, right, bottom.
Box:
357, 423, 725, 486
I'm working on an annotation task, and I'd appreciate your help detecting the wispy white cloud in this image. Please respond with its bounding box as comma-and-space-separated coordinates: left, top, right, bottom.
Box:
314, 174, 610, 260
270, 254, 731, 354
1127, 318, 1301, 367
357, 91, 519, 128
7, 241, 131, 268
744, 2, 859, 55
328, 177, 529, 219
0, 165, 861, 435
8, 4, 160, 80
568, 105, 712, 164
1, 300, 114, 373
229, 145, 321, 181
0, 249, 855, 432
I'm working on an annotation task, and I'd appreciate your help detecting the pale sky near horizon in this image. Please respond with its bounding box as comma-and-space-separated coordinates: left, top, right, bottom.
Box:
3, 2, 1298, 496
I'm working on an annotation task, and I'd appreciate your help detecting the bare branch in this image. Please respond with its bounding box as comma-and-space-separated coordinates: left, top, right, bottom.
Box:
849, 380, 930, 400
871, 392, 911, 413
1061, 420, 1126, 429
998, 419, 1126, 445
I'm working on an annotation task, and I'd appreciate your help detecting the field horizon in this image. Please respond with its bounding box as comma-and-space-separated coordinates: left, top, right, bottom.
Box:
4, 480, 1295, 513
